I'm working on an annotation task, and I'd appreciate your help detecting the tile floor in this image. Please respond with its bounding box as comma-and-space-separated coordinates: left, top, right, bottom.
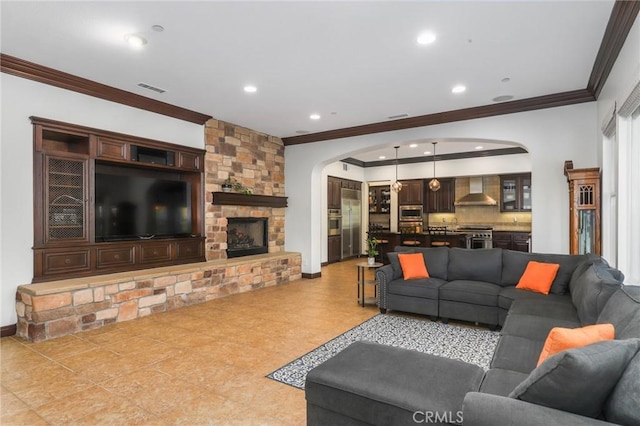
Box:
1, 259, 379, 425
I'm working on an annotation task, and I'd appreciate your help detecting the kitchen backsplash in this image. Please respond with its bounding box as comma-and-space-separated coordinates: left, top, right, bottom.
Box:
427, 175, 532, 231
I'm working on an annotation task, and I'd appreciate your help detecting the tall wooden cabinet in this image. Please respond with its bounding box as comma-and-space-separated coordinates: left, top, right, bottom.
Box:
564, 161, 601, 255
398, 180, 423, 205
32, 117, 206, 282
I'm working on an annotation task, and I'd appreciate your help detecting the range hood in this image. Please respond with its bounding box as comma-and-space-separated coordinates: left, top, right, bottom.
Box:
454, 176, 497, 206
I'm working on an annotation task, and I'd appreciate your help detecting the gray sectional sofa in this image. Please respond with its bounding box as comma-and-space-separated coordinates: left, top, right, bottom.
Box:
305, 247, 640, 425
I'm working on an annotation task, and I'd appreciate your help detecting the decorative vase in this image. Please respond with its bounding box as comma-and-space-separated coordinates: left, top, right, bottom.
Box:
368, 257, 375, 265
222, 184, 232, 193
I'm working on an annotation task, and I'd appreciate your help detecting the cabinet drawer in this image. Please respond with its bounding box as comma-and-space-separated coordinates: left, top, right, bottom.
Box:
175, 239, 203, 260
140, 243, 172, 263
96, 137, 127, 160
42, 249, 91, 274
178, 151, 201, 171
96, 246, 135, 268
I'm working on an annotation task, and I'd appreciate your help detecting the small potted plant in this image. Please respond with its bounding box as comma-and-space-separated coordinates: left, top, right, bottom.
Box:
366, 236, 379, 265
222, 177, 234, 192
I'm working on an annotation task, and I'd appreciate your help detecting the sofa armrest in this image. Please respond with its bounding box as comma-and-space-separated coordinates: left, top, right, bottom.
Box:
375, 264, 394, 310
462, 392, 613, 426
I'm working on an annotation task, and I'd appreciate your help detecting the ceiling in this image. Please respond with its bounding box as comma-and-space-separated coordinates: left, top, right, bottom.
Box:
1, 1, 617, 161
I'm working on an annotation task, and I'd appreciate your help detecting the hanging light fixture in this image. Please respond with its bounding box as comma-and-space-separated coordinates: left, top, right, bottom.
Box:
429, 142, 441, 192
391, 146, 403, 193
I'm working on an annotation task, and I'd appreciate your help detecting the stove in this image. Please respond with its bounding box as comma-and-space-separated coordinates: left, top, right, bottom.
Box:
457, 226, 493, 249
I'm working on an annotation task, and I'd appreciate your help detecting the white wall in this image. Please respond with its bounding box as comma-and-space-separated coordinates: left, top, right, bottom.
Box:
0, 73, 204, 327
286, 103, 598, 275
596, 15, 640, 277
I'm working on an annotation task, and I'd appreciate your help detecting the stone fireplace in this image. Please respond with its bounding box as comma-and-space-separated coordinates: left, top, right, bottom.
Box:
227, 217, 268, 258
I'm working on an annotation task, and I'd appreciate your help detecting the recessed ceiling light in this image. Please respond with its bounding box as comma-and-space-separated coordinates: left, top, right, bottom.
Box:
243, 85, 257, 93
379, 156, 386, 160
124, 33, 147, 48
451, 85, 466, 94
417, 32, 436, 45
492, 95, 514, 102
310, 114, 321, 120
409, 144, 418, 148
424, 151, 431, 155
475, 146, 484, 150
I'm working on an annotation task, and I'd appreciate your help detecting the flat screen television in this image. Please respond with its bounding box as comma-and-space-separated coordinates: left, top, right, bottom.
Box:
95, 164, 192, 241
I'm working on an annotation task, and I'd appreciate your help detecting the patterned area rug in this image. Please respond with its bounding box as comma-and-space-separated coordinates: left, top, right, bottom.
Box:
266, 314, 500, 389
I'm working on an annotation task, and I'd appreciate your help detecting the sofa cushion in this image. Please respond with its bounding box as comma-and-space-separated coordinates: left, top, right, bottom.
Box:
515, 261, 560, 295
509, 339, 640, 419
387, 277, 447, 299
447, 248, 502, 284
498, 287, 572, 311
414, 246, 449, 280
305, 341, 485, 425
398, 252, 429, 279
571, 263, 624, 325
501, 313, 581, 342
598, 286, 640, 340
568, 253, 606, 295
387, 248, 417, 280
491, 335, 545, 374
501, 250, 586, 294
537, 324, 615, 366
479, 368, 529, 397
605, 349, 640, 425
439, 280, 501, 307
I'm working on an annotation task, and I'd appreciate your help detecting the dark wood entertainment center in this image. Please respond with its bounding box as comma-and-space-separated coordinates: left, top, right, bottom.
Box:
31, 117, 206, 282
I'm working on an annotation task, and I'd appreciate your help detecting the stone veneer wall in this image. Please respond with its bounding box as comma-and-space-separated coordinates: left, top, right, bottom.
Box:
16, 252, 301, 342
203, 119, 286, 260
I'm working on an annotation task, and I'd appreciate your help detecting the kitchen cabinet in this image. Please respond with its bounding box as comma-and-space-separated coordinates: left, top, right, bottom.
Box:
328, 176, 342, 209
492, 231, 530, 252
425, 178, 455, 213
328, 235, 342, 263
500, 174, 532, 212
369, 185, 391, 213
564, 161, 600, 255
398, 180, 423, 205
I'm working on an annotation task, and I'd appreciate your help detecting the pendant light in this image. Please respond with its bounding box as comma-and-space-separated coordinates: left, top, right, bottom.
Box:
391, 146, 402, 193
428, 142, 441, 192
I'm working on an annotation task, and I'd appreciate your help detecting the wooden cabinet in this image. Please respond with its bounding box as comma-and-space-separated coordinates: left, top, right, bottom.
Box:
398, 180, 423, 205
500, 174, 532, 212
492, 231, 530, 252
564, 161, 600, 255
31, 117, 206, 282
328, 177, 342, 209
425, 178, 455, 213
369, 185, 391, 213
328, 235, 342, 263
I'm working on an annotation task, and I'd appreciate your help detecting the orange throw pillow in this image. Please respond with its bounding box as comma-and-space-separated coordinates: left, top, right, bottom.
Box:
398, 253, 429, 280
516, 261, 560, 294
537, 324, 615, 366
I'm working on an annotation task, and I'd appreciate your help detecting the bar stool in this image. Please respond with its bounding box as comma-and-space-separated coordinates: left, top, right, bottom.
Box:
400, 226, 422, 247
428, 226, 450, 247
368, 224, 389, 263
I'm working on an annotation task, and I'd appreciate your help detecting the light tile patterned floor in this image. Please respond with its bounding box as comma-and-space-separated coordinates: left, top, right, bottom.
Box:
1, 259, 378, 425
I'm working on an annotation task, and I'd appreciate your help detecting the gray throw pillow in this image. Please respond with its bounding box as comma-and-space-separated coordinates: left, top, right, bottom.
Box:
605, 350, 640, 425
571, 263, 624, 325
509, 339, 640, 418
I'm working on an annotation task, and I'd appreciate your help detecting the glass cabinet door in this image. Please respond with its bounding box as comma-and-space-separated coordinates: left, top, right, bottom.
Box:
520, 176, 532, 211
578, 210, 595, 254
501, 177, 518, 211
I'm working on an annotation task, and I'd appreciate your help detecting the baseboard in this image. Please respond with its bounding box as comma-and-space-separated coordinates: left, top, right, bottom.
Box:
321, 261, 328, 267
302, 272, 322, 279
1, 324, 17, 337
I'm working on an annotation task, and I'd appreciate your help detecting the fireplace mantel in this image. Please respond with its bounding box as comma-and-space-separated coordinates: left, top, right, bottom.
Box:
212, 192, 288, 208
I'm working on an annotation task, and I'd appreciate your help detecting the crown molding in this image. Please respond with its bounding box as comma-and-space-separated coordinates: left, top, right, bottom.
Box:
342, 147, 528, 168
587, 1, 640, 99
283, 90, 594, 146
0, 53, 211, 125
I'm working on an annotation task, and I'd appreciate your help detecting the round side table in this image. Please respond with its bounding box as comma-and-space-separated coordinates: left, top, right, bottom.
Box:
356, 261, 383, 307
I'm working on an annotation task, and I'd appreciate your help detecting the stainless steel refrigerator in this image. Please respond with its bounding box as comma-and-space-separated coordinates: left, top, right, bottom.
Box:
341, 188, 361, 259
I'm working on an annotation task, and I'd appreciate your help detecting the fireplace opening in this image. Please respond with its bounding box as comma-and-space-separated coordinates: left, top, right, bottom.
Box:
227, 217, 268, 258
